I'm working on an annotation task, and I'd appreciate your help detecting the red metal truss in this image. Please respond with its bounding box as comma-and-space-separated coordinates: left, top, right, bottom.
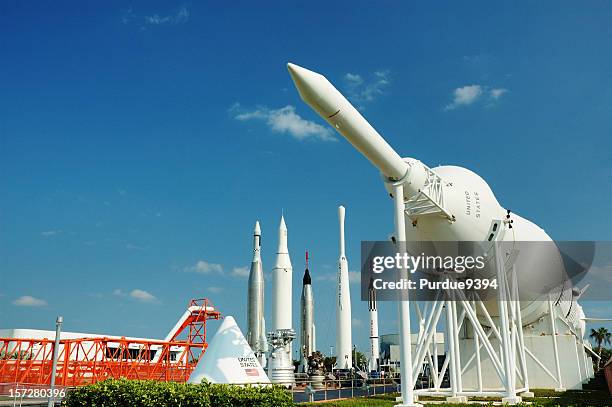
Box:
0, 298, 221, 386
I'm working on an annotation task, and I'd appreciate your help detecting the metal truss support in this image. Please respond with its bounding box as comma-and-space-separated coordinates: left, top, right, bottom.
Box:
408, 241, 529, 405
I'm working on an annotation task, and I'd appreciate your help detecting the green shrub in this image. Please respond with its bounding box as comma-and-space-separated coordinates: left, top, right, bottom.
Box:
61, 378, 293, 407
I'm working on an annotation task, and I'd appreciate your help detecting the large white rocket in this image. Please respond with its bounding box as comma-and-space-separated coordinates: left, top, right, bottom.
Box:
336, 206, 353, 369
246, 221, 267, 366
267, 215, 295, 385
287, 62, 599, 402
271, 215, 292, 331
300, 251, 316, 372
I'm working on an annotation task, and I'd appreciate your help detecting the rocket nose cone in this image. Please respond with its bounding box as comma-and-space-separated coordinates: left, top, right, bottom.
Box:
286, 62, 339, 117
287, 63, 311, 95
287, 62, 305, 81
303, 268, 312, 285
254, 220, 261, 235
279, 215, 287, 231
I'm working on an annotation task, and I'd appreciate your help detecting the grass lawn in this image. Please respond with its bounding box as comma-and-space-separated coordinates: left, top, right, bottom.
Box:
299, 388, 612, 406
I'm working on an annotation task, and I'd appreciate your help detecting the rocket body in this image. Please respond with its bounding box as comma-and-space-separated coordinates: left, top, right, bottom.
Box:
368, 277, 380, 372
247, 221, 265, 364
268, 215, 295, 385
271, 216, 292, 331
287, 62, 572, 327
336, 206, 353, 369
300, 261, 315, 370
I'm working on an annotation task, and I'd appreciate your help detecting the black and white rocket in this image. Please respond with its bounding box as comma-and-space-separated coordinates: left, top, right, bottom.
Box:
368, 276, 380, 372
300, 251, 316, 372
246, 221, 267, 366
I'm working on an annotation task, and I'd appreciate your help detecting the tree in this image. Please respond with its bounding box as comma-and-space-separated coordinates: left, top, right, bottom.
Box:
589, 327, 611, 370
323, 356, 336, 372
353, 350, 368, 370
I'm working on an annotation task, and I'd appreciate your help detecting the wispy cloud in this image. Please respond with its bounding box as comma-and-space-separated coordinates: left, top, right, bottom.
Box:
445, 85, 508, 110
490, 88, 508, 100
348, 271, 361, 284
41, 230, 62, 237
207, 286, 223, 294
230, 103, 335, 142
129, 289, 158, 302
230, 266, 250, 278
343, 70, 391, 105
122, 6, 189, 28
125, 243, 147, 251
145, 6, 189, 25
352, 318, 363, 327
113, 288, 158, 303
185, 259, 224, 274
314, 273, 336, 282
13, 295, 47, 307
314, 271, 360, 284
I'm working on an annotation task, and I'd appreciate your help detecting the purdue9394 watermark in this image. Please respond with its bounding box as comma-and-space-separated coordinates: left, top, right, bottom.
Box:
360, 240, 604, 302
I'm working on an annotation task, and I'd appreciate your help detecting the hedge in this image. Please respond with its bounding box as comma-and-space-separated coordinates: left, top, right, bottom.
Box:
61, 378, 294, 407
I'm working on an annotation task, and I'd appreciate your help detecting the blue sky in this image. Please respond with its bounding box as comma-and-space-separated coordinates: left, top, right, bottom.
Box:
1, 2, 611, 355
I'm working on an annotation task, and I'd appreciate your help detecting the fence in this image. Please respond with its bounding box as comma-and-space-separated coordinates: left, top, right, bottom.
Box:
290, 377, 400, 403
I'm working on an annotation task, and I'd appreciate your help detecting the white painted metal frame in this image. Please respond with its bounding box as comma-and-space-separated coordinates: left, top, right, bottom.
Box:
407, 240, 529, 404
391, 176, 582, 404
404, 165, 453, 221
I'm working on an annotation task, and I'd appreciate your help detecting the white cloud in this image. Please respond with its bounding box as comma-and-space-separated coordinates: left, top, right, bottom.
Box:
344, 70, 391, 104
348, 271, 361, 284
122, 6, 189, 28
445, 85, 483, 110
145, 6, 189, 25
125, 243, 146, 251
207, 286, 223, 294
41, 230, 61, 237
445, 85, 508, 110
185, 259, 224, 274
13, 296, 47, 307
113, 288, 158, 303
129, 289, 157, 302
314, 271, 361, 284
230, 266, 250, 278
352, 318, 363, 327
344, 73, 364, 86
232, 104, 335, 142
314, 273, 336, 282
490, 88, 508, 100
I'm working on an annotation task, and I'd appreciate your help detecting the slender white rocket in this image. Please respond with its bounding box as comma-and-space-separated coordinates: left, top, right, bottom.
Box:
247, 221, 265, 361
300, 252, 315, 371
271, 215, 292, 331
336, 206, 353, 369
268, 215, 295, 385
368, 277, 380, 372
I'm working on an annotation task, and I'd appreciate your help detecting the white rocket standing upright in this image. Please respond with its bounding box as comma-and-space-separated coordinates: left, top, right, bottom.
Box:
267, 215, 296, 385
300, 251, 315, 372
368, 277, 380, 372
336, 205, 353, 370
247, 221, 266, 367
271, 215, 292, 332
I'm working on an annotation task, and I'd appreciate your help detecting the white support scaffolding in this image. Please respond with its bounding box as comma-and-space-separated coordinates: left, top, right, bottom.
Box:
409, 241, 529, 405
